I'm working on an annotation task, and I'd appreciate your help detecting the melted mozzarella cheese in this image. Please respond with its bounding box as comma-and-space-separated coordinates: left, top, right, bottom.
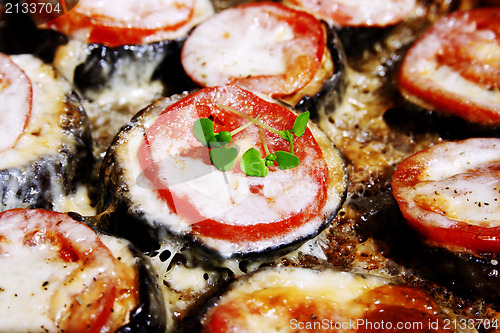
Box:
152, 149, 319, 226
400, 19, 500, 121
416, 58, 500, 106
412, 171, 500, 225
201, 267, 391, 329
0, 55, 68, 169
0, 212, 138, 333
47, 0, 214, 44
182, 6, 294, 86
397, 138, 500, 228
283, 0, 416, 27
78, 0, 193, 29
0, 229, 78, 332
331, 0, 416, 26
0, 56, 30, 153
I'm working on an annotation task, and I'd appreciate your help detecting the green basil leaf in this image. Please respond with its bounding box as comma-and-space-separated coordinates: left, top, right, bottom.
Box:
210, 146, 239, 171
292, 111, 309, 137
208, 136, 226, 149
193, 118, 215, 147
240, 148, 269, 177
275, 151, 300, 170
278, 130, 294, 142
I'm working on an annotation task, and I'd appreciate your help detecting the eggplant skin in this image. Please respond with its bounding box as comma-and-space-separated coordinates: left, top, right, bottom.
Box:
420, 248, 500, 303
335, 26, 392, 57
97, 96, 184, 254
294, 27, 346, 118
0, 92, 93, 211
73, 39, 194, 100
115, 247, 167, 333
68, 213, 167, 333
357, 194, 500, 303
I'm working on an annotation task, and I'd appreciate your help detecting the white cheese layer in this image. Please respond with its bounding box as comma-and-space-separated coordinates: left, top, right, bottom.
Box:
225, 267, 389, 304
48, 0, 214, 44
407, 32, 500, 107
332, 0, 416, 26
182, 6, 294, 86
78, 0, 194, 29
201, 267, 391, 330
149, 140, 319, 227
283, 0, 416, 27
0, 55, 31, 153
112, 96, 346, 257
398, 138, 500, 228
0, 55, 68, 170
0, 228, 78, 332
0, 211, 138, 333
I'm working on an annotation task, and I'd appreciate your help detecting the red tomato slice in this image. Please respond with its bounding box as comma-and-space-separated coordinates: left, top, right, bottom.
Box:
203, 287, 345, 333
282, 0, 416, 27
138, 85, 328, 247
181, 2, 326, 100
44, 0, 195, 47
399, 8, 500, 126
0, 54, 32, 153
201, 267, 451, 333
392, 138, 500, 255
0, 209, 138, 333
355, 285, 452, 333
437, 10, 500, 89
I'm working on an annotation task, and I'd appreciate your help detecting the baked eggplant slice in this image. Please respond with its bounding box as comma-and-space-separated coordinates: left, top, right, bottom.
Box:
180, 1, 346, 115
98, 84, 348, 259
0, 53, 92, 212
44, 0, 215, 98
199, 266, 455, 332
0, 208, 166, 333
37, 0, 215, 158
282, 0, 417, 56
392, 138, 500, 301
398, 8, 500, 127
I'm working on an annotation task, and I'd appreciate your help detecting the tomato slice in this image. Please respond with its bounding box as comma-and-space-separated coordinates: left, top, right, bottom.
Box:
44, 0, 195, 47
392, 138, 500, 255
355, 285, 452, 333
181, 2, 326, 100
201, 267, 452, 333
399, 8, 500, 126
138, 85, 328, 247
282, 0, 416, 27
0, 209, 138, 333
0, 54, 31, 153
203, 287, 345, 333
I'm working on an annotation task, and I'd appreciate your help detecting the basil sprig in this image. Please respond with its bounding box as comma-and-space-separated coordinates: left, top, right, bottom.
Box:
193, 105, 309, 177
